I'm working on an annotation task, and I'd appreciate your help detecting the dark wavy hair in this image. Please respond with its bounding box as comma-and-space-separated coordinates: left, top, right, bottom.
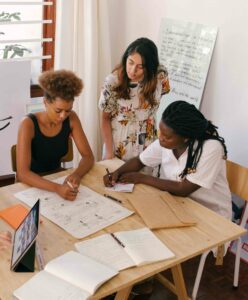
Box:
39, 69, 83, 102
162, 100, 227, 178
114, 37, 160, 106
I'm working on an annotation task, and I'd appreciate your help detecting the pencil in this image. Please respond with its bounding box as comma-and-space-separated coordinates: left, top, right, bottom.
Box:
110, 233, 125, 248
66, 181, 79, 193
104, 194, 122, 204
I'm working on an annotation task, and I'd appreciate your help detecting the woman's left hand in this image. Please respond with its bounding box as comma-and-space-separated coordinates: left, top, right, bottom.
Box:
119, 172, 146, 184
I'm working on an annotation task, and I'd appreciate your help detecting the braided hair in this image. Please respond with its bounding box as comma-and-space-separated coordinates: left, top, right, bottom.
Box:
162, 101, 227, 178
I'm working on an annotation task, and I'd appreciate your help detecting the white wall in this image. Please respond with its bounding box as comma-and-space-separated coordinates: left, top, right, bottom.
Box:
106, 0, 248, 166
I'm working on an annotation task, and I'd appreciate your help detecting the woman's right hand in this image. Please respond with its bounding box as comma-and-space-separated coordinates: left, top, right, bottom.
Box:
103, 170, 119, 187
55, 183, 78, 201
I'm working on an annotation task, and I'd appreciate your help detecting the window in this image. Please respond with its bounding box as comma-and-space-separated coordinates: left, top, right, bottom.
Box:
0, 0, 56, 97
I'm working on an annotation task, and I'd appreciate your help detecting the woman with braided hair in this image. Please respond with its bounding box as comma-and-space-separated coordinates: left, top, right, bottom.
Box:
103, 100, 232, 219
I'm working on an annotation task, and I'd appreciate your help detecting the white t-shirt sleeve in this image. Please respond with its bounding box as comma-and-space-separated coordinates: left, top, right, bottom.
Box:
139, 140, 162, 168
186, 140, 225, 189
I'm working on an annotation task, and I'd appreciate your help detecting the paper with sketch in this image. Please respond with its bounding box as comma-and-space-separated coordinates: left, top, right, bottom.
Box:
75, 228, 175, 271
13, 251, 118, 300
106, 183, 134, 193
14, 177, 133, 239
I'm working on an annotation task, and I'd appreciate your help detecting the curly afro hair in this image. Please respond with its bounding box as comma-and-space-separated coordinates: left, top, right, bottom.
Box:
38, 69, 83, 102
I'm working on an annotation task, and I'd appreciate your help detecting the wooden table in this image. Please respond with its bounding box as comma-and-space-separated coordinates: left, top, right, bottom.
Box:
0, 160, 246, 300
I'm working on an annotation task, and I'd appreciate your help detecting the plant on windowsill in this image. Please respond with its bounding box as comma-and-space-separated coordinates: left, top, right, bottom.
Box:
0, 11, 31, 59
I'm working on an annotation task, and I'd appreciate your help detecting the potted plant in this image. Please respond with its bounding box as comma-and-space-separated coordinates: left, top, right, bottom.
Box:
0, 11, 31, 59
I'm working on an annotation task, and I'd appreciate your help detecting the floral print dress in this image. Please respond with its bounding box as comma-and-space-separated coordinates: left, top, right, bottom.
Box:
99, 65, 170, 161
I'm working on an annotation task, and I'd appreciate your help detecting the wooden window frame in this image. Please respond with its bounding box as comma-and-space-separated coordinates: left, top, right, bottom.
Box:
31, 0, 56, 98
0, 1, 56, 182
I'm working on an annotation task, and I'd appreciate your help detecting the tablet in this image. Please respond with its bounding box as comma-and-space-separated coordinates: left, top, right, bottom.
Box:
11, 199, 40, 271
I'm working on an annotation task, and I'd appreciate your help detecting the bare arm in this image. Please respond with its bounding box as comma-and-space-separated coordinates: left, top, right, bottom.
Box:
101, 111, 115, 160
120, 172, 200, 197
65, 112, 94, 186
0, 231, 11, 250
103, 156, 200, 197
16, 117, 77, 200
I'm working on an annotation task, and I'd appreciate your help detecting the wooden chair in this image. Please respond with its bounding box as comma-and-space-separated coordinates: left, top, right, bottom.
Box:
11, 138, 74, 172
192, 160, 248, 299
226, 160, 248, 287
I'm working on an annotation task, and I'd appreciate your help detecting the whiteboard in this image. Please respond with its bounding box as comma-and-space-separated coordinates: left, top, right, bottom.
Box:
157, 18, 217, 125
0, 60, 31, 176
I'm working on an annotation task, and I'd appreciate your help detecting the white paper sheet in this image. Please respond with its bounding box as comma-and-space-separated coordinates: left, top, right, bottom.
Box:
14, 176, 133, 239
106, 183, 134, 193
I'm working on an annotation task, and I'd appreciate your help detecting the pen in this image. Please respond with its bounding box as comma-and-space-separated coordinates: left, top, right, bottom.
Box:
110, 233, 125, 248
106, 168, 112, 180
66, 181, 78, 193
104, 194, 122, 204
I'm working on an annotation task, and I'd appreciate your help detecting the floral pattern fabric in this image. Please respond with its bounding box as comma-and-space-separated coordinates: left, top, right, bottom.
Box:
99, 65, 170, 161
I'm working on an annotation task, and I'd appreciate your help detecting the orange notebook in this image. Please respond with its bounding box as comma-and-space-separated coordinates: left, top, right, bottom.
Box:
0, 204, 29, 229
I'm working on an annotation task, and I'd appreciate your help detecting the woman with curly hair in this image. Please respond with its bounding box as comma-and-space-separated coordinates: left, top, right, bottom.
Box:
17, 70, 94, 201
99, 37, 170, 161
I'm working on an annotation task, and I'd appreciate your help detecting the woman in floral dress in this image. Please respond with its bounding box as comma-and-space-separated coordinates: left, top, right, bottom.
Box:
99, 37, 170, 161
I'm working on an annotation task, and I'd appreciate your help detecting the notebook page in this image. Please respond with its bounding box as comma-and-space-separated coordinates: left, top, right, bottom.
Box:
13, 271, 90, 300
45, 251, 118, 295
116, 228, 175, 266
75, 234, 135, 271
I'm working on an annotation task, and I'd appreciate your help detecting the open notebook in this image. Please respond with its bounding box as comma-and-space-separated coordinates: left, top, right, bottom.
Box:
75, 227, 175, 271
13, 251, 118, 300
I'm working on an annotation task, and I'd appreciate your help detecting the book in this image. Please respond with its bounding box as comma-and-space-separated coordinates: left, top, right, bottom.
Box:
75, 227, 175, 271
13, 251, 118, 300
0, 204, 29, 229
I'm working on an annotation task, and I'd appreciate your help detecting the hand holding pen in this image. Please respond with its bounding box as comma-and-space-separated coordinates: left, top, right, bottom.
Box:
56, 182, 78, 201
66, 181, 79, 194
103, 168, 119, 187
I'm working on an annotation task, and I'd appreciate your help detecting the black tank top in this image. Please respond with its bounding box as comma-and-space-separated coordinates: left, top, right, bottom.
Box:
28, 113, 71, 173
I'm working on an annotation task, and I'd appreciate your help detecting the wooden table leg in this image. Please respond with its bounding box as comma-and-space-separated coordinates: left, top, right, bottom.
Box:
114, 285, 133, 300
171, 264, 189, 300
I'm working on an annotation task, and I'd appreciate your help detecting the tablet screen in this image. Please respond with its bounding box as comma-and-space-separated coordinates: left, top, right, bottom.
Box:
11, 200, 40, 270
